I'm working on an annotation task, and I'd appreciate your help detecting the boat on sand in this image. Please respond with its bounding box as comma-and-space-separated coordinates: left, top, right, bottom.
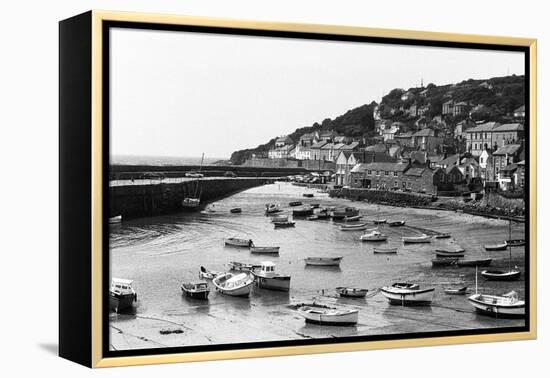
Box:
304, 256, 343, 267
335, 287, 368, 298
181, 281, 210, 300
199, 266, 223, 280
360, 230, 388, 242
340, 223, 369, 231
373, 247, 398, 254
251, 261, 291, 291
212, 273, 254, 297
250, 246, 280, 254
380, 283, 435, 306
224, 237, 253, 247
402, 234, 431, 243
297, 304, 358, 325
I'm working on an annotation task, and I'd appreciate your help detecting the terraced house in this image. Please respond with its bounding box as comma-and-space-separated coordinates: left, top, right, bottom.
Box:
350, 162, 409, 190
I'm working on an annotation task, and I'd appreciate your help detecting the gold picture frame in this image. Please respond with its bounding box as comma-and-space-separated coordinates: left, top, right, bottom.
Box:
59, 10, 537, 368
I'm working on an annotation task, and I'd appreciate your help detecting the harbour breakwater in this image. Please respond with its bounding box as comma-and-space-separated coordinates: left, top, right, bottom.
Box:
330, 188, 435, 207
109, 177, 273, 218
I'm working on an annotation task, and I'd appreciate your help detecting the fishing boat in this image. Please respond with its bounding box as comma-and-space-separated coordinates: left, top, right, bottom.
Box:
228, 261, 261, 272
506, 239, 526, 247
335, 287, 368, 298
484, 243, 507, 251
297, 304, 358, 325
311, 203, 321, 209
199, 266, 222, 280
289, 201, 303, 207
481, 269, 521, 281
457, 258, 492, 267
109, 278, 137, 313
402, 234, 431, 243
302, 193, 314, 198
251, 261, 291, 291
230, 208, 242, 214
265, 203, 281, 214
212, 273, 254, 297
380, 283, 435, 306
271, 215, 288, 223
224, 237, 253, 247
250, 246, 280, 254
182, 153, 204, 210
331, 207, 359, 220
433, 232, 451, 239
274, 221, 296, 228
304, 256, 343, 267
340, 223, 369, 231
435, 248, 465, 257
373, 247, 398, 254
431, 257, 459, 267
109, 215, 122, 224
181, 281, 210, 300
344, 215, 362, 222
373, 219, 387, 224
293, 206, 314, 216
444, 286, 468, 295
388, 220, 405, 227
360, 230, 387, 242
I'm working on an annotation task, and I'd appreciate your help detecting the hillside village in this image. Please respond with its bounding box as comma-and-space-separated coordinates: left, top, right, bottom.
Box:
232, 75, 526, 197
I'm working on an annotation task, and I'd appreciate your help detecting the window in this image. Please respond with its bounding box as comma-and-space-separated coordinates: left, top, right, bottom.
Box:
393, 171, 398, 177
385, 171, 389, 176
376, 170, 380, 176
367, 170, 372, 175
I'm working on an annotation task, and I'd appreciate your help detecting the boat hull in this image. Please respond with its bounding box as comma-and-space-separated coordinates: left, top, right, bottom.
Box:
224, 238, 252, 247
484, 244, 507, 251
181, 288, 210, 300
305, 257, 343, 266
298, 308, 358, 325
381, 287, 435, 306
250, 247, 280, 254
252, 274, 291, 291
109, 292, 136, 312
403, 236, 431, 243
373, 248, 398, 254
457, 258, 492, 267
481, 270, 521, 281
468, 294, 525, 318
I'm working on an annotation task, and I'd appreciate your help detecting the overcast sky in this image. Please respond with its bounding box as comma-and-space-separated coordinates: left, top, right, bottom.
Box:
110, 28, 524, 159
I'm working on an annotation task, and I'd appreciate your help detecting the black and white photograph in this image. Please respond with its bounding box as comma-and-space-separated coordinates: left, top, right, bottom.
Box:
106, 25, 529, 353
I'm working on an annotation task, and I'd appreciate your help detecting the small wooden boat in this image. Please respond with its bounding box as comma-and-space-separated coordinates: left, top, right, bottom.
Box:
335, 287, 368, 298
199, 266, 223, 280
431, 257, 459, 267
402, 234, 431, 243
181, 281, 210, 300
224, 237, 253, 247
109, 278, 137, 313
505, 239, 526, 247
310, 203, 320, 209
230, 208, 242, 213
271, 215, 288, 223
373, 219, 387, 224
444, 286, 468, 295
251, 261, 291, 291
380, 283, 435, 306
457, 258, 492, 267
302, 193, 314, 198
212, 273, 254, 297
304, 256, 343, 266
109, 215, 122, 224
293, 206, 314, 216
434, 232, 451, 239
344, 215, 362, 222
373, 247, 397, 254
360, 230, 387, 242
468, 291, 525, 318
250, 246, 280, 254
392, 283, 419, 290
435, 248, 465, 257
481, 269, 521, 281
274, 221, 296, 228
340, 223, 369, 231
228, 261, 261, 272
331, 207, 359, 220
484, 243, 507, 251
289, 201, 303, 207
297, 304, 358, 325
265, 203, 281, 214
388, 220, 405, 227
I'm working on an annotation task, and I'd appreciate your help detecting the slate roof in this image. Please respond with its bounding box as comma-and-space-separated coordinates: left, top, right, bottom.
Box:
493, 123, 524, 132
437, 154, 461, 167
493, 144, 522, 156
466, 122, 500, 133
310, 141, 328, 149
413, 128, 436, 137
405, 167, 431, 177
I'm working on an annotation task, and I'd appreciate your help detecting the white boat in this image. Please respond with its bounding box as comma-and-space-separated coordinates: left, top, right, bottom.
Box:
250, 246, 280, 254
109, 278, 137, 313
360, 230, 387, 242
480, 269, 521, 281
435, 248, 465, 257
304, 256, 343, 266
181, 197, 201, 210
297, 304, 358, 325
434, 232, 451, 239
340, 223, 369, 231
336, 287, 368, 298
271, 215, 289, 223
265, 203, 281, 214
468, 291, 525, 318
109, 215, 122, 224
344, 215, 362, 222
402, 234, 431, 243
224, 237, 253, 247
373, 219, 387, 224
373, 247, 398, 254
251, 261, 291, 291
212, 272, 254, 297
331, 207, 359, 220
199, 266, 223, 280
380, 283, 435, 306
388, 220, 406, 227
228, 261, 261, 272
484, 243, 507, 251
182, 153, 204, 210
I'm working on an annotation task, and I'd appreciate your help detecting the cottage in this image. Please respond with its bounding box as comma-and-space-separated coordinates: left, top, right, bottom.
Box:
465, 122, 500, 156
411, 128, 443, 153
490, 144, 523, 181
394, 131, 413, 147
275, 135, 293, 148
267, 144, 295, 159
513, 105, 525, 119
455, 118, 476, 139
350, 162, 409, 190
498, 162, 524, 191
402, 167, 437, 194
310, 141, 327, 161
335, 151, 359, 186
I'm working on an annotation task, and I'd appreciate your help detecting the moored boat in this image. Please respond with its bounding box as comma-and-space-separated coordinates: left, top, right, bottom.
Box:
181, 281, 210, 300
340, 223, 369, 231
373, 247, 398, 254
304, 256, 343, 266
484, 243, 507, 251
228, 261, 261, 272
251, 261, 291, 291
293, 206, 314, 216
224, 237, 253, 247
230, 208, 242, 213
310, 203, 320, 209
505, 239, 526, 247
360, 230, 388, 242
480, 269, 521, 281
388, 220, 405, 227
265, 203, 282, 214
331, 207, 359, 220
302, 193, 314, 198
335, 287, 368, 298
271, 215, 288, 223
435, 248, 465, 257
468, 291, 525, 318
274, 221, 296, 228
199, 266, 223, 280
250, 246, 280, 254
109, 215, 122, 224
431, 257, 459, 267
402, 234, 431, 243
344, 215, 362, 222
434, 232, 451, 239
444, 286, 468, 295
289, 201, 303, 207
380, 283, 435, 306
373, 219, 387, 224
297, 304, 358, 325
457, 258, 492, 267
212, 273, 254, 297
109, 278, 137, 313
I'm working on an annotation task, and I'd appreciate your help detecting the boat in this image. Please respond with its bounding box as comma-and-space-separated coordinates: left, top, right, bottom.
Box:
304, 256, 343, 266
340, 223, 369, 231
181, 281, 210, 300
228, 261, 261, 272
431, 257, 459, 267
344, 215, 362, 222
265, 203, 281, 214
388, 220, 405, 227
310, 203, 321, 209
297, 304, 358, 325
481, 269, 521, 281
250, 246, 280, 254
335, 287, 368, 298
435, 248, 465, 257
373, 219, 387, 224
251, 261, 291, 291
457, 258, 492, 267
373, 247, 398, 254
303, 193, 314, 198
271, 215, 288, 223
380, 283, 435, 306
484, 243, 507, 251
331, 207, 359, 220
109, 278, 137, 313
230, 208, 242, 213
402, 234, 431, 243
199, 266, 223, 280
224, 237, 253, 247
506, 239, 526, 247
444, 286, 468, 295
468, 291, 525, 318
212, 272, 254, 297
293, 206, 314, 216
289, 201, 303, 207
360, 230, 388, 242
434, 232, 451, 239
274, 221, 296, 228
109, 215, 122, 224
182, 153, 204, 210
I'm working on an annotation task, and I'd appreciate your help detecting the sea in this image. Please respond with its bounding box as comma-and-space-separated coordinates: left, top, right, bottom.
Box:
111, 155, 227, 166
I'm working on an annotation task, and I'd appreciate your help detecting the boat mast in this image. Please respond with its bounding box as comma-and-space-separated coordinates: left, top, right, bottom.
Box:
475, 265, 478, 294
193, 153, 205, 199
508, 219, 512, 273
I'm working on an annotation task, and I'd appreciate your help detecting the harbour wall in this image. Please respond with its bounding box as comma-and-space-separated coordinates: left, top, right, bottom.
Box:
110, 177, 273, 218
330, 188, 435, 207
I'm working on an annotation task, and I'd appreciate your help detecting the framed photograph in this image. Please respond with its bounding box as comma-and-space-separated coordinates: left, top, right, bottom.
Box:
59, 10, 537, 368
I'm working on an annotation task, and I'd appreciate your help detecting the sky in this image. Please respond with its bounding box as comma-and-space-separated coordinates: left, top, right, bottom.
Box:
110, 28, 525, 159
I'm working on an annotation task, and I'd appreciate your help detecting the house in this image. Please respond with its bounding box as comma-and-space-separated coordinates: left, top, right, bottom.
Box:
498, 162, 525, 191
442, 100, 471, 116
442, 100, 454, 115
310, 141, 327, 160
490, 144, 524, 182
319, 130, 338, 142
382, 126, 399, 141
394, 131, 413, 147
334, 135, 353, 144
411, 128, 443, 153
454, 118, 476, 139
491, 123, 524, 147
267, 144, 295, 159
457, 157, 480, 183
513, 105, 525, 118
465, 122, 500, 156
275, 135, 293, 148
335, 151, 359, 186
435, 154, 461, 170
298, 132, 319, 147
319, 142, 335, 161
294, 143, 311, 160
401, 91, 414, 101
402, 167, 438, 194
350, 162, 409, 190
339, 141, 360, 152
